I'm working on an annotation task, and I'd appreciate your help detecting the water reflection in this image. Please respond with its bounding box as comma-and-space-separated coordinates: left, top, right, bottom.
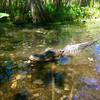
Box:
81, 77, 98, 85
79, 77, 100, 99
45, 71, 65, 87
0, 60, 14, 83
58, 56, 71, 65
95, 44, 100, 73
13, 90, 28, 100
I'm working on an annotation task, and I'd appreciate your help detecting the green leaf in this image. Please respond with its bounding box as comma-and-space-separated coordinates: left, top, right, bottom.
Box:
0, 12, 9, 18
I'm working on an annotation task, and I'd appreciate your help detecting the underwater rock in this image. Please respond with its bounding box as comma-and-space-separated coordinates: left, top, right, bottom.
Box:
27, 74, 32, 79
15, 73, 27, 80
18, 71, 28, 74
15, 75, 22, 80
55, 88, 62, 94
64, 84, 70, 91
33, 80, 43, 85
33, 93, 40, 97
11, 81, 17, 89
13, 90, 28, 100
61, 95, 68, 100
0, 91, 3, 96
88, 57, 94, 62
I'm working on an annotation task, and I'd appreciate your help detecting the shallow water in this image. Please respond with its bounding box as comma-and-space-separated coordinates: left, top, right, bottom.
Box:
0, 19, 100, 99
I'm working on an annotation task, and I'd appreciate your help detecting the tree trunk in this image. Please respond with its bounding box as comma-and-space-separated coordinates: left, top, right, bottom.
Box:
79, 0, 89, 6
30, 0, 37, 23
53, 0, 63, 10
30, 0, 51, 24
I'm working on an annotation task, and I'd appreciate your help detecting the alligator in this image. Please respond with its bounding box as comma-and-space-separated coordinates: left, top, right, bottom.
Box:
27, 40, 97, 64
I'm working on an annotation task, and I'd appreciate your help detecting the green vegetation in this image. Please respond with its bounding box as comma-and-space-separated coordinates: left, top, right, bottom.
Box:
0, 0, 100, 25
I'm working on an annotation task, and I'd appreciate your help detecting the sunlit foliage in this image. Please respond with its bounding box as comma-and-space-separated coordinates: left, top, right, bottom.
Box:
0, 0, 99, 24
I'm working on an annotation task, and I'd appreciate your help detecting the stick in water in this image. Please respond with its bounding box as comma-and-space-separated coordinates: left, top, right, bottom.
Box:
51, 64, 57, 100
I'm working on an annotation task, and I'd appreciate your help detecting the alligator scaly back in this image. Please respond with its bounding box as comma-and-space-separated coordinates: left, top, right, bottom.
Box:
62, 40, 97, 56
